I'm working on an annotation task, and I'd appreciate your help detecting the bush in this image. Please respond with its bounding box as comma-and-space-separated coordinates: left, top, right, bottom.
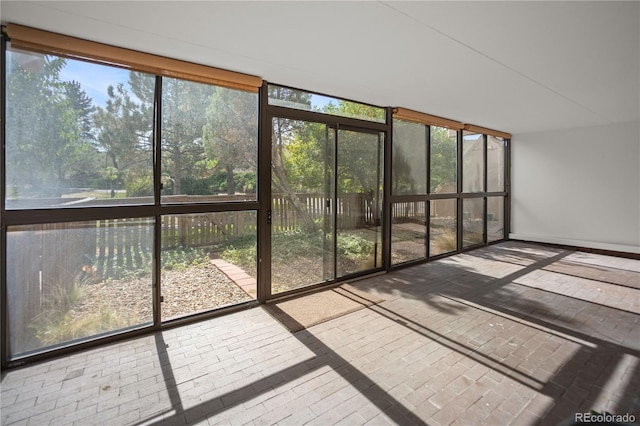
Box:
126, 176, 153, 197
161, 247, 210, 271
337, 233, 374, 258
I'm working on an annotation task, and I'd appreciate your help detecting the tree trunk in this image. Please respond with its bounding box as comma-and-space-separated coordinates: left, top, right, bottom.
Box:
272, 121, 317, 232
225, 165, 235, 194
173, 148, 182, 195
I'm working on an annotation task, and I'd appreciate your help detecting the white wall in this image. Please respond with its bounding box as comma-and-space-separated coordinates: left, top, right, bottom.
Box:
510, 121, 640, 254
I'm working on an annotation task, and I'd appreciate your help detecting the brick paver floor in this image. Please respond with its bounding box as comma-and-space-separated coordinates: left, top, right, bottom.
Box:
1, 241, 638, 425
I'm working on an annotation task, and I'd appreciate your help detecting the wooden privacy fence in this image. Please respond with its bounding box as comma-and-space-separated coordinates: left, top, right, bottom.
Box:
161, 212, 257, 249
6, 222, 100, 354
6, 193, 447, 354
271, 192, 377, 231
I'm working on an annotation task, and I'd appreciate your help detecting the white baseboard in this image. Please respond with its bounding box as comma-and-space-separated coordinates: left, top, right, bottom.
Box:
508, 233, 640, 255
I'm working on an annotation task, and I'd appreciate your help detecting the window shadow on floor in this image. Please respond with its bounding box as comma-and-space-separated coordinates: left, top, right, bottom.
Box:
137, 241, 639, 424
362, 241, 640, 422
140, 317, 427, 425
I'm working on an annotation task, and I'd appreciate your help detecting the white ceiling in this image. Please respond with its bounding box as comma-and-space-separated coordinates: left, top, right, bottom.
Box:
1, 1, 638, 135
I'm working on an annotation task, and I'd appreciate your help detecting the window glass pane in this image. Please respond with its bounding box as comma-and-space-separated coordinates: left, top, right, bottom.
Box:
487, 196, 505, 242
6, 219, 154, 358
392, 119, 427, 195
5, 47, 154, 209
161, 212, 256, 320
268, 84, 385, 123
161, 79, 258, 203
391, 202, 426, 265
336, 129, 384, 277
430, 199, 458, 256
463, 198, 484, 248
487, 136, 505, 192
462, 131, 484, 193
271, 118, 335, 294
430, 126, 458, 193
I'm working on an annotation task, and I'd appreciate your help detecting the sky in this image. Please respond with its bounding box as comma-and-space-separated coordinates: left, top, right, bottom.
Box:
58, 58, 131, 108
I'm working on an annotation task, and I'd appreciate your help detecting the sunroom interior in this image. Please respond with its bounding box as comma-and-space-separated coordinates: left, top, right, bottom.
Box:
0, 2, 638, 423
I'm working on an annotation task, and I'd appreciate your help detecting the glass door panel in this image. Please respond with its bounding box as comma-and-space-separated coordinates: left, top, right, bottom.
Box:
271, 118, 335, 294
336, 129, 384, 277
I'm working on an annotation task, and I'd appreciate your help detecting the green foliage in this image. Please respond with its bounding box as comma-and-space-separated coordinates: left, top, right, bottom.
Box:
35, 303, 133, 347
216, 228, 374, 275
29, 272, 86, 345
93, 79, 154, 192
203, 86, 258, 195
161, 247, 210, 271
178, 176, 216, 195
235, 171, 257, 194
6, 53, 100, 196
322, 99, 385, 122
337, 233, 374, 258
430, 127, 457, 192
282, 122, 327, 192
216, 235, 257, 268
160, 78, 214, 195
126, 175, 153, 197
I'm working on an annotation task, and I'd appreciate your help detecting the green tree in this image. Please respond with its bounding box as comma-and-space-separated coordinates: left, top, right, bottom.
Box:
268, 85, 321, 231
430, 127, 457, 192
93, 78, 154, 195
202, 86, 257, 195
6, 52, 96, 197
161, 78, 214, 195
285, 100, 384, 194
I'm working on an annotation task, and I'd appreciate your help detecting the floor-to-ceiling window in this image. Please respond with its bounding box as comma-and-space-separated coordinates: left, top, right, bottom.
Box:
266, 85, 387, 297
461, 130, 509, 248
390, 110, 509, 266
1, 25, 510, 366
430, 126, 459, 257
2, 27, 261, 363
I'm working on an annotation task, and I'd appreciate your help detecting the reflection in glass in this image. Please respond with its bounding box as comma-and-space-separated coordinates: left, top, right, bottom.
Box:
392, 119, 427, 195
430, 199, 458, 256
487, 197, 505, 242
161, 79, 258, 203
463, 131, 484, 193
391, 202, 426, 265
487, 136, 505, 192
5, 47, 155, 209
268, 84, 385, 123
431, 126, 458, 193
161, 212, 256, 320
463, 198, 484, 248
7, 219, 154, 358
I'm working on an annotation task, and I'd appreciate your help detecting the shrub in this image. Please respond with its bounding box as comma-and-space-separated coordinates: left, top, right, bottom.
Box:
337, 233, 374, 258
161, 247, 210, 271
126, 176, 153, 197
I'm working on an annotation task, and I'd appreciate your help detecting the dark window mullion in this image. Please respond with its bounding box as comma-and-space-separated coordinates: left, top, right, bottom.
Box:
456, 130, 463, 252
153, 76, 163, 327
0, 32, 6, 365
425, 124, 431, 258
483, 135, 488, 244
258, 81, 270, 302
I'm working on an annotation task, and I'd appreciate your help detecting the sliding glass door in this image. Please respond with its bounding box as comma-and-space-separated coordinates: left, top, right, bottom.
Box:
270, 118, 384, 295
336, 129, 384, 276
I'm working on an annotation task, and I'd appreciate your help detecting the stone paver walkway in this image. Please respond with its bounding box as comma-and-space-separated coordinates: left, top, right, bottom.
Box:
1, 241, 638, 425
211, 258, 257, 298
